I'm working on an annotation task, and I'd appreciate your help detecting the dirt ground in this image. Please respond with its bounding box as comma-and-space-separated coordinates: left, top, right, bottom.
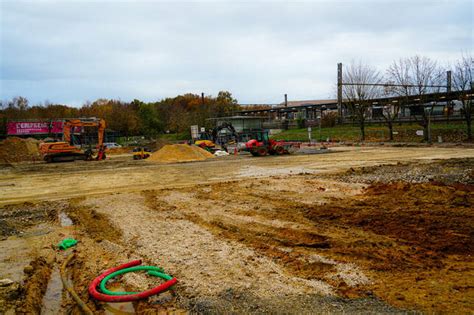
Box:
0, 146, 473, 314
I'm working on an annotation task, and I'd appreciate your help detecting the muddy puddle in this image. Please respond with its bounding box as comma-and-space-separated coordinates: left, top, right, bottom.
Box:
58, 212, 73, 227
41, 267, 63, 314
0, 202, 77, 314
104, 284, 136, 314
0, 222, 54, 284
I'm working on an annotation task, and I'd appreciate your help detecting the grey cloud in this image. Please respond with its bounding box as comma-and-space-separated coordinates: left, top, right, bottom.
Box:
1, 0, 472, 105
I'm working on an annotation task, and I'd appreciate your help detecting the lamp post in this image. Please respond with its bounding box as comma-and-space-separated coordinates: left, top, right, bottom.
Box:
319, 105, 327, 142
427, 102, 435, 143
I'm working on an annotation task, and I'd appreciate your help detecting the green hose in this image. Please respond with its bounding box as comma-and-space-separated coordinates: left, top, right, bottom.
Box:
147, 270, 173, 281
99, 266, 170, 296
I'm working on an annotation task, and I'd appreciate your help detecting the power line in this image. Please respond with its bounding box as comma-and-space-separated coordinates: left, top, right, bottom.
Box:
341, 83, 448, 88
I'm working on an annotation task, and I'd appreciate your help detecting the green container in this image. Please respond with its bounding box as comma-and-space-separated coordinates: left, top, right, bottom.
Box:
58, 238, 78, 250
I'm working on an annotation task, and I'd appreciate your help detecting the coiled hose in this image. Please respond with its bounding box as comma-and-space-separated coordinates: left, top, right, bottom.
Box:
99, 265, 164, 295
89, 260, 177, 302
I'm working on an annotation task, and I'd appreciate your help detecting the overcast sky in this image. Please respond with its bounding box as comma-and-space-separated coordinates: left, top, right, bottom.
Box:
0, 0, 472, 106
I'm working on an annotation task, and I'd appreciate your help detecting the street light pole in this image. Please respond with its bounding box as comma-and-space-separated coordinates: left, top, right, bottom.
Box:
319, 105, 326, 142
319, 114, 321, 143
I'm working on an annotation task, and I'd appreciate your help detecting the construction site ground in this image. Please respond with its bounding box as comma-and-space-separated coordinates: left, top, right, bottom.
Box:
0, 146, 473, 314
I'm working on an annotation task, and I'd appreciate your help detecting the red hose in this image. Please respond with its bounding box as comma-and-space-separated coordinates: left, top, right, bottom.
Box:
89, 260, 178, 302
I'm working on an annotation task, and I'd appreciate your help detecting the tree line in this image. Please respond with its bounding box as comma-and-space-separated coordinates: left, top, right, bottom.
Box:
0, 91, 240, 138
342, 54, 473, 142
1, 55, 472, 142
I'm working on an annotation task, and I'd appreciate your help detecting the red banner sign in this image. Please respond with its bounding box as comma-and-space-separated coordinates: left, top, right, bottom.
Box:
7, 121, 64, 135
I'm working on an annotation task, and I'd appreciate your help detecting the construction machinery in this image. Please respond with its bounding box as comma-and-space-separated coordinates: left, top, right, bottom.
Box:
245, 130, 299, 156
194, 135, 216, 152
132, 147, 152, 160
195, 122, 238, 152
40, 118, 107, 163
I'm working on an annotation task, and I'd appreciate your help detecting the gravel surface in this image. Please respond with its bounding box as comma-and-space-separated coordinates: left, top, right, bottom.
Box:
329, 158, 474, 184
82, 192, 403, 313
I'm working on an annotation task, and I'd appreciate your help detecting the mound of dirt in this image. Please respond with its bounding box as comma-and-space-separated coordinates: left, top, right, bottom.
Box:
147, 144, 215, 163
0, 137, 42, 163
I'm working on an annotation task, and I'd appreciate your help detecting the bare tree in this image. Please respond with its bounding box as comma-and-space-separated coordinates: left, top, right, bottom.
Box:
452, 54, 473, 141
381, 106, 400, 141
387, 56, 444, 142
380, 82, 400, 141
342, 61, 383, 141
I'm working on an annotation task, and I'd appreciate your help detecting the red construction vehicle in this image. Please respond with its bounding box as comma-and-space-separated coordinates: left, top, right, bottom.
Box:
245, 130, 299, 156
39, 118, 107, 163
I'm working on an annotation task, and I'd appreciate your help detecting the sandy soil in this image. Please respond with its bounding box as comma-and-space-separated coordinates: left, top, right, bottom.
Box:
0, 146, 473, 314
1, 146, 473, 206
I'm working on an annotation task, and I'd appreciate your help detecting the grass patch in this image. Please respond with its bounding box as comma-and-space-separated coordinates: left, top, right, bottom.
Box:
157, 132, 190, 141
272, 121, 469, 142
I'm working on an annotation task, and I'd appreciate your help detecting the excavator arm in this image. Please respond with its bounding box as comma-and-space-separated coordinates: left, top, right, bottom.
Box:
211, 122, 238, 144
63, 118, 106, 147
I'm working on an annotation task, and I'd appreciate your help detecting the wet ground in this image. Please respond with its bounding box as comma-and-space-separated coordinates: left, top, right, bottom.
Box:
0, 146, 473, 313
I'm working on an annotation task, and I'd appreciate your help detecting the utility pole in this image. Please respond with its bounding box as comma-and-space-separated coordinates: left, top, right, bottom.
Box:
446, 71, 452, 125
318, 115, 321, 143
446, 70, 452, 93
319, 105, 326, 142
202, 91, 208, 117
284, 94, 288, 123
337, 63, 343, 123
428, 107, 432, 143
202, 92, 211, 128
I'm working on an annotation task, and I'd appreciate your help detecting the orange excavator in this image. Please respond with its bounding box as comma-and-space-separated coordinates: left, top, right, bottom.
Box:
40, 118, 107, 163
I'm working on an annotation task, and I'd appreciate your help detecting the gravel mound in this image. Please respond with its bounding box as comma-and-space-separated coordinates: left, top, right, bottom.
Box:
147, 144, 215, 163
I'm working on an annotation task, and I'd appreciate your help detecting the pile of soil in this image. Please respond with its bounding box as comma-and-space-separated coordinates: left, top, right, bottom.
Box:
0, 137, 41, 163
147, 144, 215, 163
303, 181, 473, 312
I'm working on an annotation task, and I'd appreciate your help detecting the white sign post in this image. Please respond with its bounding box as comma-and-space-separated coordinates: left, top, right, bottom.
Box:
307, 127, 312, 143
191, 125, 199, 139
